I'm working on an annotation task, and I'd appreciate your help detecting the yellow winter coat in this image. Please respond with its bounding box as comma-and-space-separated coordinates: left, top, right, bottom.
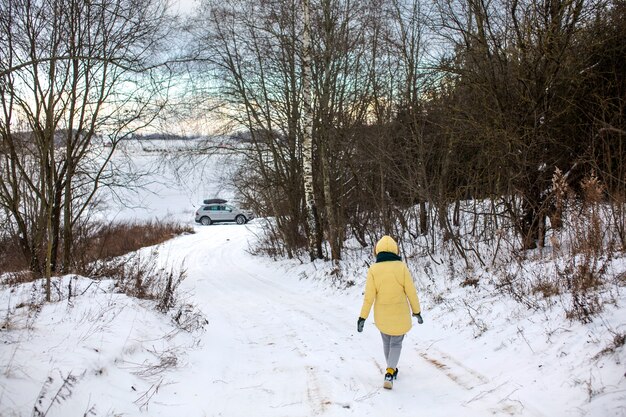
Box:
359, 236, 421, 336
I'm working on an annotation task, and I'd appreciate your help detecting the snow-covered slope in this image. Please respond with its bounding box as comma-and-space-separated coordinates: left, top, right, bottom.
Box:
0, 274, 202, 416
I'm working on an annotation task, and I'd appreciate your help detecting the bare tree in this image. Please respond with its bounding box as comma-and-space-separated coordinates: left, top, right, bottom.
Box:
302, 0, 321, 261
429, 0, 600, 250
0, 0, 176, 299
188, 0, 623, 270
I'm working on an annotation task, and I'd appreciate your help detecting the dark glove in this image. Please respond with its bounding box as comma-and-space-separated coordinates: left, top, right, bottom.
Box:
413, 313, 424, 324
357, 317, 365, 332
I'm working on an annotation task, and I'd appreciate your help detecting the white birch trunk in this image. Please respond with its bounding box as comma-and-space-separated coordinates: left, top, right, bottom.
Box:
302, 0, 319, 261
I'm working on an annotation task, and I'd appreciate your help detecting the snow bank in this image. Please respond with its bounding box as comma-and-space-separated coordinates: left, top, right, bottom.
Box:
0, 276, 204, 417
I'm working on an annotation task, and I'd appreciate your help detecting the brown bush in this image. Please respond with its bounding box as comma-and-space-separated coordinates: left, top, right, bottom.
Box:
571, 175, 606, 258
532, 278, 561, 298
79, 220, 194, 264
0, 220, 194, 279
0, 236, 29, 274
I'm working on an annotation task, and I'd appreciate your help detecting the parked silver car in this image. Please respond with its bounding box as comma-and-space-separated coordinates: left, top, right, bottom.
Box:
194, 199, 254, 225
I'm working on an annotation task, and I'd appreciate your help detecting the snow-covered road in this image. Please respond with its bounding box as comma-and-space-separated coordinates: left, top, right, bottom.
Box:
159, 223, 528, 417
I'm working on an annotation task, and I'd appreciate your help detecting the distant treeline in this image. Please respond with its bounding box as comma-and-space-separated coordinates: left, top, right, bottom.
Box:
129, 133, 203, 141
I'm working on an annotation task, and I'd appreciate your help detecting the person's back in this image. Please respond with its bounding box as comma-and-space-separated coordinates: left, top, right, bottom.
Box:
357, 235, 423, 389
366, 259, 417, 336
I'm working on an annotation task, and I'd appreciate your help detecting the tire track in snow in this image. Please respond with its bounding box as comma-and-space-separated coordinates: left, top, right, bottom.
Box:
216, 232, 337, 414
417, 346, 548, 417
418, 348, 489, 390
181, 226, 339, 415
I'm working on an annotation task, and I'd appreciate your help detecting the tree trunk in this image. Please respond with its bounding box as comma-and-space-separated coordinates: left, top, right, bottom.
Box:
419, 201, 428, 235
44, 41, 59, 302
520, 193, 540, 250
453, 199, 460, 227
62, 165, 73, 272
302, 0, 321, 261
320, 138, 341, 261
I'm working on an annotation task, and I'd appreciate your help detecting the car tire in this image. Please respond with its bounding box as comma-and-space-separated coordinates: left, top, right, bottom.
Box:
200, 216, 212, 226
235, 215, 246, 225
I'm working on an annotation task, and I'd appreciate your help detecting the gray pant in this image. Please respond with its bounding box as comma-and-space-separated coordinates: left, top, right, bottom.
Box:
380, 332, 405, 370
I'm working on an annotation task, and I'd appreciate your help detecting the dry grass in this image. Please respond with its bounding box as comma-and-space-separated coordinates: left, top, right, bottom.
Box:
531, 278, 561, 298
559, 175, 613, 322
79, 220, 194, 264
461, 277, 480, 288
0, 220, 193, 280
497, 172, 621, 323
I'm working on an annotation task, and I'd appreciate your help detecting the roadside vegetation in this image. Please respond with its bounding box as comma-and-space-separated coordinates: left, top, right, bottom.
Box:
188, 0, 625, 323
0, 220, 193, 282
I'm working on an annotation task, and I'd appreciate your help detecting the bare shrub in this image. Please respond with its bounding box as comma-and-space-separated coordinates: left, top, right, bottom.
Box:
172, 303, 209, 333
532, 277, 561, 298
554, 174, 616, 323
463, 300, 488, 338
84, 249, 206, 332
134, 378, 164, 412
88, 249, 187, 314
156, 268, 187, 313
33, 371, 80, 417
612, 192, 626, 251
593, 331, 626, 360
571, 174, 606, 258
495, 268, 540, 310
455, 172, 620, 324
1, 271, 35, 286
248, 219, 305, 260
550, 168, 569, 231
2, 220, 202, 341
560, 255, 609, 323
129, 347, 180, 379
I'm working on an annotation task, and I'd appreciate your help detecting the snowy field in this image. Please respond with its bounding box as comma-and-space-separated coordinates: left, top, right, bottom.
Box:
1, 140, 625, 417
98, 139, 236, 224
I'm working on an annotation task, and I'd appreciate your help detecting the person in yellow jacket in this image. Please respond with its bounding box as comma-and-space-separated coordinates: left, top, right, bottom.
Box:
357, 235, 423, 389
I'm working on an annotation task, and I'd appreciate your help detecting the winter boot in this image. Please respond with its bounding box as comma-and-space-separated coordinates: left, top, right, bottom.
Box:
383, 368, 395, 389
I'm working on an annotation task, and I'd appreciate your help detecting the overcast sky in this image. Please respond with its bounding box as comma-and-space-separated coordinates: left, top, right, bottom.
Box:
174, 0, 198, 15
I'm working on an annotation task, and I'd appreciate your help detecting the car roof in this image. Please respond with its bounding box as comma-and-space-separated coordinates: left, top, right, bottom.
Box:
202, 203, 235, 207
